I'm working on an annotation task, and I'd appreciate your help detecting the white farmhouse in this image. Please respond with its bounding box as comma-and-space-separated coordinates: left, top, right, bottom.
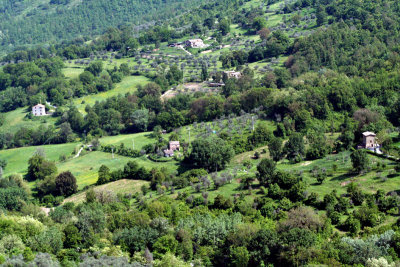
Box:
32, 104, 46, 116
224, 70, 242, 79
185, 39, 207, 48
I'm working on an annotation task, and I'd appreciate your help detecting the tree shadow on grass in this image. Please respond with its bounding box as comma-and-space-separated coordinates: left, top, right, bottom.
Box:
330, 172, 354, 181
311, 182, 322, 186
176, 163, 192, 175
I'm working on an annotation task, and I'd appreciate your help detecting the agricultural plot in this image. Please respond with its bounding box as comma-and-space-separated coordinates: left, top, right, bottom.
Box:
230, 149, 400, 197
177, 114, 275, 144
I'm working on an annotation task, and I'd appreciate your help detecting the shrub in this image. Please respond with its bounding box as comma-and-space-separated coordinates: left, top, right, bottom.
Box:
55, 171, 78, 197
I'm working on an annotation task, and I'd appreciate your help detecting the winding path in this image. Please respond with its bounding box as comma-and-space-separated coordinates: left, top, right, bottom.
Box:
74, 146, 84, 158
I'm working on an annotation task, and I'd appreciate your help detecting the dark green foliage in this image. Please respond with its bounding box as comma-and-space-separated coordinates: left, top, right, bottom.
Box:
188, 136, 234, 171
257, 159, 276, 186
63, 224, 82, 249
283, 133, 305, 163
347, 183, 365, 206
350, 150, 369, 173
97, 165, 111, 185
114, 226, 159, 255
268, 137, 283, 162
55, 171, 78, 197
219, 18, 230, 35
0, 0, 203, 52
85, 61, 103, 77
247, 123, 273, 148
153, 235, 179, 259
26, 154, 57, 182
0, 187, 28, 211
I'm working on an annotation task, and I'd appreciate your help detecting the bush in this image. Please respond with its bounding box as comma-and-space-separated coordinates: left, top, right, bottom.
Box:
148, 154, 172, 162
55, 171, 78, 197
0, 187, 28, 211
187, 136, 234, 171
351, 150, 369, 173
341, 216, 361, 235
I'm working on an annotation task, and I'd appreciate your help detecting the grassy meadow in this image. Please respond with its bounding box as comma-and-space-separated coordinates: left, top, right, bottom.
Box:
0, 108, 58, 134
0, 142, 80, 177
0, 130, 179, 189
72, 75, 149, 113
64, 179, 150, 203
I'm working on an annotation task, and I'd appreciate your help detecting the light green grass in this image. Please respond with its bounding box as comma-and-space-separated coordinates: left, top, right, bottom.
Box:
100, 132, 158, 151
0, 108, 58, 134
63, 67, 84, 79
73, 75, 149, 112
57, 151, 179, 189
0, 142, 80, 177
64, 179, 150, 203
57, 151, 135, 189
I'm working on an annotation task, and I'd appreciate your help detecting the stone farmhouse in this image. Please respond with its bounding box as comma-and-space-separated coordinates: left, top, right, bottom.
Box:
185, 39, 207, 48
359, 131, 382, 154
362, 132, 377, 149
32, 104, 46, 116
169, 141, 180, 151
224, 70, 242, 79
164, 141, 180, 157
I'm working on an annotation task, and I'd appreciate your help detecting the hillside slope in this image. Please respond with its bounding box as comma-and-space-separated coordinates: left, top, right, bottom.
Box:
0, 0, 204, 52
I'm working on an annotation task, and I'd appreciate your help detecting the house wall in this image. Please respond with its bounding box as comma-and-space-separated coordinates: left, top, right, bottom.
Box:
32, 106, 45, 116
363, 136, 375, 148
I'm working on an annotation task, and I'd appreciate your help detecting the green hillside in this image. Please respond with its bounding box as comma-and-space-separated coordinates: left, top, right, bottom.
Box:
0, 0, 207, 53
1, 0, 400, 265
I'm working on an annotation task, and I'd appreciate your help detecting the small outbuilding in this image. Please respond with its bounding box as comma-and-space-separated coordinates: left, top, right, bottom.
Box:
163, 149, 174, 157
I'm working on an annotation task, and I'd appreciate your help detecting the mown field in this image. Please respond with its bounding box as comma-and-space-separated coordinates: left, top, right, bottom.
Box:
100, 132, 158, 151
0, 130, 179, 189
0, 108, 58, 134
72, 75, 150, 113
0, 142, 80, 177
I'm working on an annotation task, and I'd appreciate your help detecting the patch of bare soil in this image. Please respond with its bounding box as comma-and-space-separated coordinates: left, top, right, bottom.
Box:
161, 83, 205, 100
341, 181, 352, 187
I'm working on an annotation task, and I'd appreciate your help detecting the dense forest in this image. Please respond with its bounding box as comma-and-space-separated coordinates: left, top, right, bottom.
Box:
1, 0, 400, 266
0, 0, 209, 53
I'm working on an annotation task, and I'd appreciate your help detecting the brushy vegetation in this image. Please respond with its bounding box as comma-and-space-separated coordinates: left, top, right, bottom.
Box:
0, 0, 400, 266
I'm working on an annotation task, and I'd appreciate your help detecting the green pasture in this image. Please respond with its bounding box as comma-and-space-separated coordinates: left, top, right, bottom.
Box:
0, 108, 58, 134
63, 67, 84, 79
0, 142, 80, 177
64, 179, 150, 203
57, 151, 179, 189
99, 132, 158, 151
73, 75, 149, 112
